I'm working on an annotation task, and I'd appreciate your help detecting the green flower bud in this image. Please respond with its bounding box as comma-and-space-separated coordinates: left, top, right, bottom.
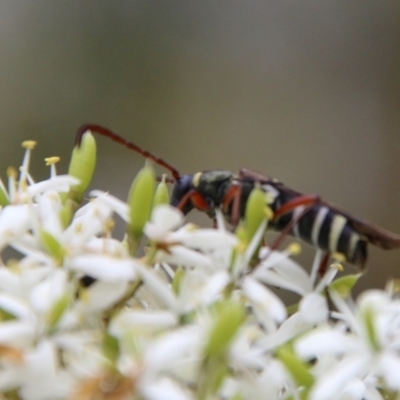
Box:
276, 345, 314, 389
204, 301, 245, 358
153, 174, 170, 208
234, 221, 247, 245
40, 230, 64, 264
172, 266, 184, 295
244, 184, 268, 243
363, 305, 379, 351
230, 221, 247, 268
127, 162, 155, 253
68, 131, 96, 203
102, 333, 120, 365
329, 274, 361, 298
59, 200, 74, 229
197, 358, 228, 400
47, 293, 70, 330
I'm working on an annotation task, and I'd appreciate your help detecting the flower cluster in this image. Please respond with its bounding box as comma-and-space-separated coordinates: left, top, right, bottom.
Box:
0, 134, 399, 400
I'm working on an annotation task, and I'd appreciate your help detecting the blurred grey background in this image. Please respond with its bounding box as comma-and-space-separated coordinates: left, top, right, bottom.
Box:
1, 1, 400, 294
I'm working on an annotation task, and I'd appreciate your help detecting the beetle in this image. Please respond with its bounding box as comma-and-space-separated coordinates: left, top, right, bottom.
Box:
75, 124, 400, 269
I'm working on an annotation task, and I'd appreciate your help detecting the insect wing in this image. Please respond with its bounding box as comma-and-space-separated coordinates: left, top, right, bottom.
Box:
321, 203, 400, 250
239, 168, 400, 250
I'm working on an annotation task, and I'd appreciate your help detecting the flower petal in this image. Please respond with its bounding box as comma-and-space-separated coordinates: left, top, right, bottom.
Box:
27, 175, 79, 197
68, 255, 136, 281
79, 280, 129, 312
242, 276, 287, 326
295, 327, 358, 360
90, 190, 129, 222
29, 270, 67, 313
309, 356, 367, 400
179, 229, 237, 252
0, 205, 33, 249
299, 293, 328, 325
110, 309, 178, 337
158, 245, 212, 268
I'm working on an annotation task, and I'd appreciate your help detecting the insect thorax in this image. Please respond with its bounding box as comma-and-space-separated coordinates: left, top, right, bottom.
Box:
194, 170, 235, 207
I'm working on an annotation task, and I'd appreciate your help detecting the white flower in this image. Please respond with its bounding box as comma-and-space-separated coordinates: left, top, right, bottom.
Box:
295, 289, 400, 398
90, 190, 129, 221
67, 254, 137, 281
0, 138, 399, 399
62, 198, 113, 250
139, 377, 193, 400
0, 205, 35, 250
255, 250, 334, 351
177, 269, 230, 314
19, 340, 75, 400
242, 276, 287, 330
145, 205, 237, 269
27, 175, 79, 197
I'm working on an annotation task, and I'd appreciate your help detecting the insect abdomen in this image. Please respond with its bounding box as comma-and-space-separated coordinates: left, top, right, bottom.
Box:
272, 204, 368, 267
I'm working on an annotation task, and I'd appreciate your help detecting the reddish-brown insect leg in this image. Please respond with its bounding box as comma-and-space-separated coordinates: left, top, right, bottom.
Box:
318, 253, 331, 276
273, 194, 320, 220
256, 194, 321, 267
267, 194, 320, 251
221, 185, 242, 227
176, 190, 209, 213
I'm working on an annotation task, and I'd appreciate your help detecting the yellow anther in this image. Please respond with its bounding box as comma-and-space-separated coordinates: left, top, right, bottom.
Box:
332, 252, 346, 263
185, 223, 199, 232
45, 157, 61, 166
331, 262, 344, 272
21, 140, 37, 150
330, 253, 346, 271
286, 242, 302, 255
104, 219, 115, 233
6, 166, 17, 179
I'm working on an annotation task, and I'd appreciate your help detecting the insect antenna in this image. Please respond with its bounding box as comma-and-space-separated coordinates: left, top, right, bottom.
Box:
75, 124, 181, 180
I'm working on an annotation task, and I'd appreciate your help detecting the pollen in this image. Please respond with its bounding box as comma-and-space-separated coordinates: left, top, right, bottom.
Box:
44, 157, 61, 166
287, 242, 302, 255
21, 140, 37, 150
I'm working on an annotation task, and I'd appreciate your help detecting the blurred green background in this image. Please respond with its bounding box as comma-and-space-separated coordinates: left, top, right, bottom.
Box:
1, 1, 399, 294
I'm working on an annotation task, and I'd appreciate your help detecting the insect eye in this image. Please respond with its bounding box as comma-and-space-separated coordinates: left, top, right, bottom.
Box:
171, 175, 193, 207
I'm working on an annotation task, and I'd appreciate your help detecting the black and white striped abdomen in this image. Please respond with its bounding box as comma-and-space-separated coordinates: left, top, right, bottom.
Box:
272, 204, 368, 267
